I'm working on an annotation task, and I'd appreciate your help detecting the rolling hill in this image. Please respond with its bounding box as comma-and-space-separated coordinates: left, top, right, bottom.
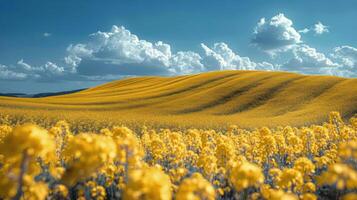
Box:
0, 70, 356, 128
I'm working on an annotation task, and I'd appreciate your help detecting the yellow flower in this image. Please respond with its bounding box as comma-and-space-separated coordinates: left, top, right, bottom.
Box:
350, 117, 357, 129
260, 186, 298, 200
277, 168, 303, 192
49, 120, 72, 163
53, 184, 69, 198
197, 146, 218, 178
269, 168, 282, 186
230, 161, 264, 191
62, 133, 117, 185
339, 140, 357, 160
318, 163, 357, 190
22, 178, 49, 200
293, 157, 315, 179
149, 137, 167, 161
329, 111, 344, 125
176, 173, 215, 200
123, 166, 172, 200
112, 126, 144, 167
169, 167, 188, 184
0, 124, 55, 160
215, 140, 235, 167
314, 156, 332, 169
91, 186, 106, 199
0, 124, 55, 199
302, 182, 316, 193
0, 125, 12, 143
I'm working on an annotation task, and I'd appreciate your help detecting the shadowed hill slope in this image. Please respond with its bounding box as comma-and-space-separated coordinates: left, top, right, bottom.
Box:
0, 70, 356, 128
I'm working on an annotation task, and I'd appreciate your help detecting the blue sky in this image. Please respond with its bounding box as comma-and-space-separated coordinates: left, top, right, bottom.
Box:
1, 0, 357, 93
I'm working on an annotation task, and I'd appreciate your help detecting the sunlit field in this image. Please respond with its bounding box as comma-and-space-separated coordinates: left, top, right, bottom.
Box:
1, 71, 357, 131
0, 71, 357, 199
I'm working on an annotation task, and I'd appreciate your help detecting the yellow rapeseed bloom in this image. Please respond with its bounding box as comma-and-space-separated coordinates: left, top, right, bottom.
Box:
176, 173, 215, 200
318, 163, 357, 190
0, 124, 55, 199
229, 161, 264, 191
62, 133, 117, 185
277, 168, 303, 192
293, 157, 315, 179
123, 166, 172, 200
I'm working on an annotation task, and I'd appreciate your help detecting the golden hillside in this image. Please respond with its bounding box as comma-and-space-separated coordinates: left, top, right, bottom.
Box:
1, 70, 356, 128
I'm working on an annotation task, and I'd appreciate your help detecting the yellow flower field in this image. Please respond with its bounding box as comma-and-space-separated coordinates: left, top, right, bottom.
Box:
1, 112, 357, 200
1, 0, 357, 199
1, 71, 357, 130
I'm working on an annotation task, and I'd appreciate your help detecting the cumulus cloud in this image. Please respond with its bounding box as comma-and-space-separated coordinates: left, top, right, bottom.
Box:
201, 42, 274, 71
66, 25, 204, 76
64, 25, 279, 79
314, 22, 329, 35
1, 25, 278, 83
331, 46, 357, 69
170, 51, 204, 74
42, 62, 65, 75
0, 59, 69, 82
0, 64, 27, 80
17, 59, 65, 76
252, 13, 302, 53
65, 25, 276, 78
297, 22, 328, 36
17, 59, 33, 71
280, 44, 344, 75
298, 28, 310, 34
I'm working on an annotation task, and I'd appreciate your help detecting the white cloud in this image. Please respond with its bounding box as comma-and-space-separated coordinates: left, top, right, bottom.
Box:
16, 59, 65, 76
1, 26, 277, 82
66, 26, 276, 78
17, 59, 33, 71
281, 44, 343, 75
66, 25, 204, 76
314, 22, 329, 35
64, 55, 81, 72
43, 62, 65, 75
201, 42, 274, 71
252, 13, 302, 53
43, 32, 51, 37
68, 25, 172, 67
170, 51, 204, 74
279, 44, 357, 77
66, 44, 93, 58
319, 66, 354, 77
331, 45, 357, 69
0, 59, 69, 82
298, 28, 310, 34
0, 64, 28, 80
297, 22, 329, 36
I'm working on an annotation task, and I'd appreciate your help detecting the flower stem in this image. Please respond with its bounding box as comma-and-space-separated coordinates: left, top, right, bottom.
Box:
12, 150, 29, 200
